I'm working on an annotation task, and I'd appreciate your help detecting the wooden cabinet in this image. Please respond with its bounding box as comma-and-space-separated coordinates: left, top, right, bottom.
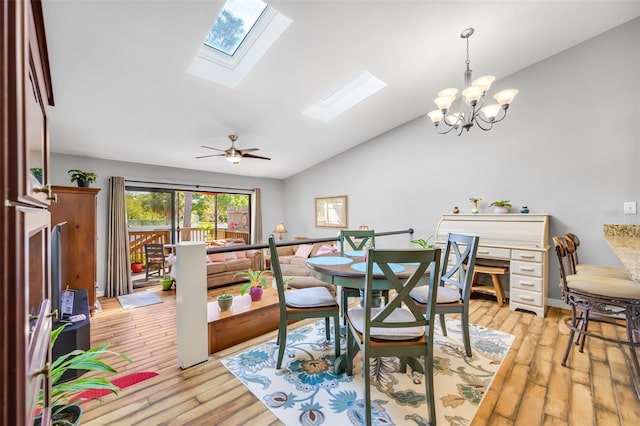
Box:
50, 186, 100, 309
2, 1, 56, 424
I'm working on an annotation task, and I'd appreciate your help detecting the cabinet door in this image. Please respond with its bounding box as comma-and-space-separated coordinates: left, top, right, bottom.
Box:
16, 0, 54, 206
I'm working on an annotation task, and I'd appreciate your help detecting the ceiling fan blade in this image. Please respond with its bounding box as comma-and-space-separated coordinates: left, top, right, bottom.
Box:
237, 148, 259, 155
200, 145, 226, 152
242, 153, 271, 161
195, 153, 225, 159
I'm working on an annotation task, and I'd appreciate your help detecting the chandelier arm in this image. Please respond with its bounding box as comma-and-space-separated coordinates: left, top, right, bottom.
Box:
473, 116, 493, 131
490, 108, 509, 124
435, 123, 460, 135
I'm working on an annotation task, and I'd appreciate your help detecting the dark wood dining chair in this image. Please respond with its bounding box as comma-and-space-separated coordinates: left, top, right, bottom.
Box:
144, 243, 166, 280
268, 235, 341, 369
410, 233, 479, 357
345, 247, 441, 426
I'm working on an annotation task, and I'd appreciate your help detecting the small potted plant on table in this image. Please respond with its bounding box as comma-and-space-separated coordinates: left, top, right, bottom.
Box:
489, 200, 512, 214
217, 293, 233, 311
236, 269, 272, 301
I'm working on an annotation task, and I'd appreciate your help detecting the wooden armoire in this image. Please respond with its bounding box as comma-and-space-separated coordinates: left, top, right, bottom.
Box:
2, 0, 56, 424
50, 186, 100, 309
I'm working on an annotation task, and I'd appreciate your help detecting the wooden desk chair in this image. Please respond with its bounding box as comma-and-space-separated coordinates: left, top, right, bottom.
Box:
268, 235, 340, 369
345, 247, 441, 426
410, 233, 480, 357
553, 236, 640, 395
144, 243, 166, 280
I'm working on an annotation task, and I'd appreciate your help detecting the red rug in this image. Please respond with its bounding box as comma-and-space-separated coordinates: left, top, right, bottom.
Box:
70, 371, 158, 402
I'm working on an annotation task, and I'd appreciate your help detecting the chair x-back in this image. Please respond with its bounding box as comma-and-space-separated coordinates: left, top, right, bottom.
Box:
268, 235, 340, 369
345, 247, 441, 426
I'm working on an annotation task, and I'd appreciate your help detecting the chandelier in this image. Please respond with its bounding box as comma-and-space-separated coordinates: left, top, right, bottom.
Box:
427, 28, 518, 135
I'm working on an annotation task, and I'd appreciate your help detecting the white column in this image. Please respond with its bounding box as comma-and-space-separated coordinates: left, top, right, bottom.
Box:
176, 241, 208, 369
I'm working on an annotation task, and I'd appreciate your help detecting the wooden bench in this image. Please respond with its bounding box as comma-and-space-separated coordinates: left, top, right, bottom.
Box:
470, 264, 508, 306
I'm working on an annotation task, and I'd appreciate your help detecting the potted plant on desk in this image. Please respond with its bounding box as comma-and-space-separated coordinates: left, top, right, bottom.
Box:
36, 324, 130, 425
236, 269, 272, 301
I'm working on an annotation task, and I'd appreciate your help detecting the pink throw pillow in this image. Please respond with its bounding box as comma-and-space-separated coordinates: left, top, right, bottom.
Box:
208, 253, 225, 262
316, 244, 337, 256
224, 251, 237, 260
235, 250, 247, 259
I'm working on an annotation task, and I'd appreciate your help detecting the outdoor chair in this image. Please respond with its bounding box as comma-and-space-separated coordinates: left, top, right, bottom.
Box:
144, 243, 167, 280
410, 233, 480, 357
345, 247, 441, 426
268, 235, 340, 369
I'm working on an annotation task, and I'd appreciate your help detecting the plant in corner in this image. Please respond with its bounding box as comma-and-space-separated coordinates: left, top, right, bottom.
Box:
36, 324, 130, 425
67, 169, 97, 188
411, 235, 435, 249
236, 269, 272, 301
489, 200, 512, 214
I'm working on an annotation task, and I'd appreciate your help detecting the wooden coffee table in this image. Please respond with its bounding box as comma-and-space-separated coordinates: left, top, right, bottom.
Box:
207, 287, 280, 354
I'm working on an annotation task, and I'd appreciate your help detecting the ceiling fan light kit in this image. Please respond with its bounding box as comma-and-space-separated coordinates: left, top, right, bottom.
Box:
428, 27, 518, 136
197, 134, 271, 164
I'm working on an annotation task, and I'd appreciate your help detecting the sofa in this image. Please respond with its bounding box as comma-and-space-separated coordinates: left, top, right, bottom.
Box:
206, 239, 263, 288
273, 238, 339, 297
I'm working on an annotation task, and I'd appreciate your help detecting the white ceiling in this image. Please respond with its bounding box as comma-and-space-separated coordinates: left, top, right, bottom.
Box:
43, 1, 640, 179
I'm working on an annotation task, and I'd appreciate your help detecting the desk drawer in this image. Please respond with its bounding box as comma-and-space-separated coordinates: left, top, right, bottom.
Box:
511, 260, 542, 277
475, 247, 510, 260
512, 250, 542, 262
510, 288, 543, 307
510, 274, 543, 292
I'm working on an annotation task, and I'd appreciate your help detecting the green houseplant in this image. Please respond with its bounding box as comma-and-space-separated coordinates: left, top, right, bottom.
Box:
489, 200, 512, 213
160, 277, 174, 291
67, 169, 97, 188
217, 293, 233, 311
411, 235, 435, 249
37, 324, 130, 425
236, 269, 272, 301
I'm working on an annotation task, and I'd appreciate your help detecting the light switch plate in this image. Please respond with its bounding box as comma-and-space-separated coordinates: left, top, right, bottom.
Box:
624, 201, 637, 215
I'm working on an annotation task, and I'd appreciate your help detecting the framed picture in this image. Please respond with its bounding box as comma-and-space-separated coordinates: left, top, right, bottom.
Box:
315, 195, 348, 228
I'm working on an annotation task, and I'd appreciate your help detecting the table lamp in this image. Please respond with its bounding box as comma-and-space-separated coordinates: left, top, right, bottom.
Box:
273, 222, 287, 240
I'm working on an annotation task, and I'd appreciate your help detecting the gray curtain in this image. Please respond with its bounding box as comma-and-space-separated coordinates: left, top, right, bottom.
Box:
252, 187, 263, 244
106, 176, 132, 297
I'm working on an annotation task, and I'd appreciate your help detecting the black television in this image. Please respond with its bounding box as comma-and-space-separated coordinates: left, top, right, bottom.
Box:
51, 221, 68, 322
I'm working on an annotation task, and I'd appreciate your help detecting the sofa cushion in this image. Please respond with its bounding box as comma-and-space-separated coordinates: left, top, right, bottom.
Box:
208, 253, 225, 262
224, 251, 237, 260
226, 258, 252, 272
280, 264, 312, 276
207, 262, 227, 274
295, 244, 314, 258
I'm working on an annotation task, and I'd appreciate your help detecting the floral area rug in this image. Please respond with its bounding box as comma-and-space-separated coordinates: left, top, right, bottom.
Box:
221, 318, 514, 426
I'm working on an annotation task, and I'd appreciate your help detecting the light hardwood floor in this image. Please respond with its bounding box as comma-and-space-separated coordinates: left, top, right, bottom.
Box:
79, 284, 640, 425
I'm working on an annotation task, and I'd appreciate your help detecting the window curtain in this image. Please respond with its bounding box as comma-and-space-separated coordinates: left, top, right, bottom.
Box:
252, 187, 263, 244
106, 176, 132, 297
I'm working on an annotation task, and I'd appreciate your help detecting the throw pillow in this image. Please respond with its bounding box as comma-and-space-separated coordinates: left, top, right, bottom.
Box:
208, 253, 225, 262
224, 251, 237, 261
316, 244, 337, 256
294, 244, 314, 258
235, 250, 247, 259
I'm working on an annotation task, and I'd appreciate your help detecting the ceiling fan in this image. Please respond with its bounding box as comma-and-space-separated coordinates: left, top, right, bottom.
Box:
196, 134, 271, 164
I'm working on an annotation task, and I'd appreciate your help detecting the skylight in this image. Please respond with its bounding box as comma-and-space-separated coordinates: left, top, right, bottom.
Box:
188, 0, 291, 88
204, 0, 268, 56
303, 71, 388, 122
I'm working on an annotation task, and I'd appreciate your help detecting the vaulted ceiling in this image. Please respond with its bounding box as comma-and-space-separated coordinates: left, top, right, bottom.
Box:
43, 1, 640, 179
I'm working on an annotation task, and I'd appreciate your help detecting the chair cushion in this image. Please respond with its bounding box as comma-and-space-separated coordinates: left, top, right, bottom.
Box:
347, 306, 425, 340
575, 265, 629, 279
285, 276, 337, 297
285, 287, 337, 308
564, 276, 640, 299
410, 285, 460, 304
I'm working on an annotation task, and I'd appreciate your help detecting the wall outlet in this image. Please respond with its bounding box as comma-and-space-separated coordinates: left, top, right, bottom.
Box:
624, 201, 637, 215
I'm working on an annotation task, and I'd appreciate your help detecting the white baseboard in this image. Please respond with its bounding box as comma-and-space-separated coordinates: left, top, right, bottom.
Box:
96, 290, 105, 297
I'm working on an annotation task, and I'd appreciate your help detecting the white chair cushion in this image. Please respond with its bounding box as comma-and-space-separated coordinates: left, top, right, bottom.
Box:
347, 306, 424, 340
285, 286, 337, 308
574, 265, 629, 279
564, 276, 640, 299
410, 285, 460, 304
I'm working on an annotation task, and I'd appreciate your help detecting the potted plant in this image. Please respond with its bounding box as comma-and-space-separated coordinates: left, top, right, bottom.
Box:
67, 169, 97, 188
236, 269, 272, 301
489, 200, 512, 214
36, 324, 130, 425
217, 293, 233, 311
160, 277, 174, 291
411, 235, 435, 249
130, 254, 144, 273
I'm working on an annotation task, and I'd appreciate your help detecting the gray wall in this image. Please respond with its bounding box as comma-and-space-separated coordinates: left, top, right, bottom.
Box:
283, 18, 640, 307
51, 154, 285, 295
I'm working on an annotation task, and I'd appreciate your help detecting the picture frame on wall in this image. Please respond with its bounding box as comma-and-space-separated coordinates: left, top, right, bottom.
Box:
315, 195, 348, 228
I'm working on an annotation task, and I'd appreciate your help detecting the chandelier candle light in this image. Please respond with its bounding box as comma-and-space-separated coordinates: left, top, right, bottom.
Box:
427, 28, 518, 135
